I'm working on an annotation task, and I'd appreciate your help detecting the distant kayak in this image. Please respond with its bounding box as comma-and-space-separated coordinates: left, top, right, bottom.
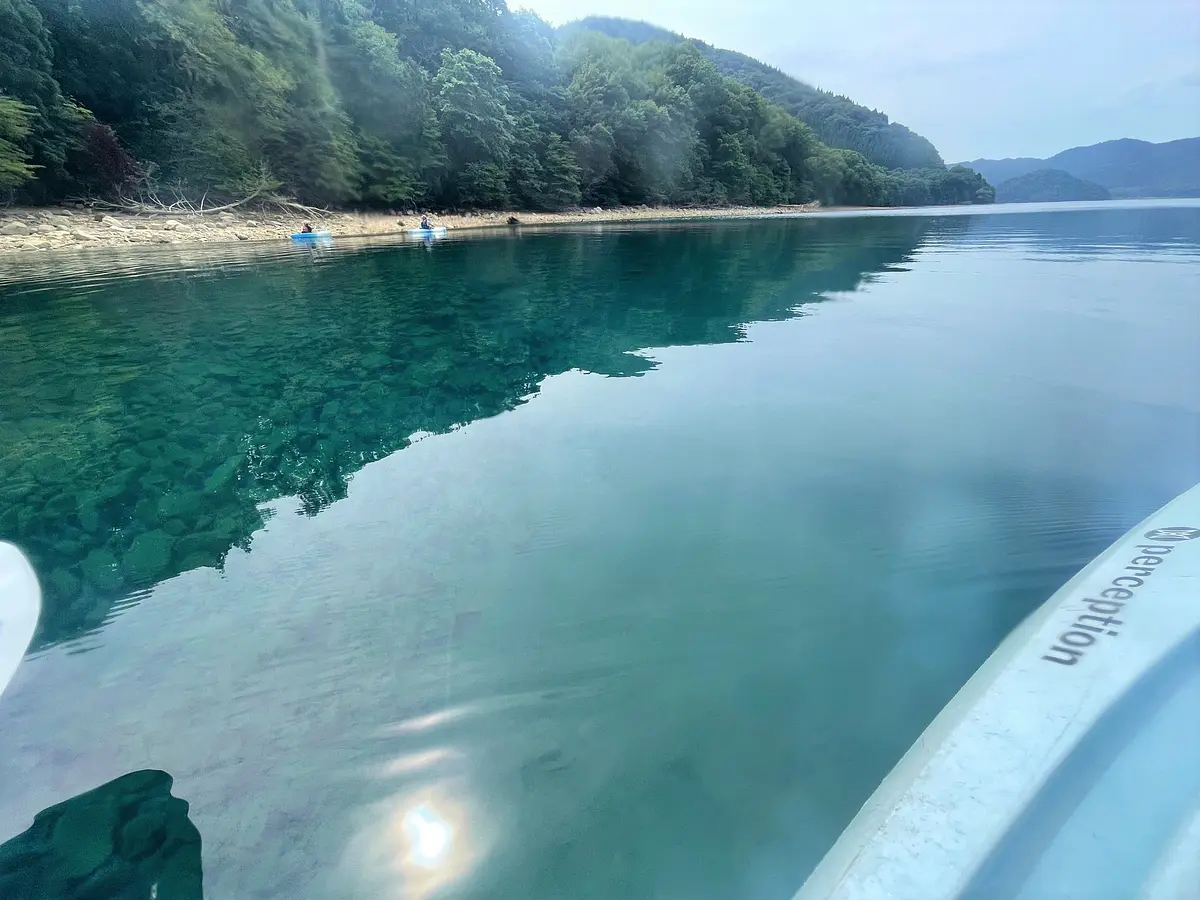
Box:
290, 231, 332, 242
406, 226, 448, 236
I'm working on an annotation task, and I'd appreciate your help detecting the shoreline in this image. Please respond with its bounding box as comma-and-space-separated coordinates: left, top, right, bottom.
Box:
2, 199, 1187, 261
0, 203, 837, 256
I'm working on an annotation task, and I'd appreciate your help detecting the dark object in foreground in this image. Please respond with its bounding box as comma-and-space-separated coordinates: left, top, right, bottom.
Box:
0, 770, 203, 899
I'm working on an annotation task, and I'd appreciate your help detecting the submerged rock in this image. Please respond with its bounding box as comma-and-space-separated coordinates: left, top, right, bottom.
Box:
80, 548, 123, 592
116, 448, 146, 470
46, 569, 82, 604
203, 454, 244, 494
172, 532, 224, 564
43, 493, 76, 519
122, 530, 174, 584
95, 472, 131, 504
176, 552, 217, 572
158, 490, 205, 521
77, 502, 101, 533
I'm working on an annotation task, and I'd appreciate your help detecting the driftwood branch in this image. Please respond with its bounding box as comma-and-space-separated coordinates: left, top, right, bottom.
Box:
80, 187, 268, 216
70, 190, 334, 219
263, 197, 331, 216
67, 158, 298, 217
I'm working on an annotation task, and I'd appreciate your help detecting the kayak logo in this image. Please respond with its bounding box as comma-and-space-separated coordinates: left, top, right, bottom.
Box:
1143, 527, 1200, 542
1042, 537, 1182, 667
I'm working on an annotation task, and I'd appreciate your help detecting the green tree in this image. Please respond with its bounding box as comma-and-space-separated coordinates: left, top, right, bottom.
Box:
1, 0, 90, 195
435, 48, 514, 167
34, 0, 178, 166
540, 134, 581, 209
356, 134, 424, 206
569, 123, 617, 205
135, 0, 290, 193
434, 47, 515, 205
0, 97, 36, 190
219, 0, 360, 203
506, 112, 548, 208
458, 161, 509, 208
302, 0, 441, 205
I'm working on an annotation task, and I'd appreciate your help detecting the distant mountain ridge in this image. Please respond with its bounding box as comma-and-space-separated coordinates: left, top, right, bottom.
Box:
561, 17, 945, 171
995, 169, 1111, 203
960, 138, 1200, 199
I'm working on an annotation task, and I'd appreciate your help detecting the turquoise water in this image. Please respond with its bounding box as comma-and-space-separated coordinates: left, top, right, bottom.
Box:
1, 202, 1198, 898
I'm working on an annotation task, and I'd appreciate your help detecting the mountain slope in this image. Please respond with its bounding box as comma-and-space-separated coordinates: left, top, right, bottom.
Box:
561, 17, 944, 171
2, 0, 991, 211
961, 138, 1200, 199
995, 169, 1111, 203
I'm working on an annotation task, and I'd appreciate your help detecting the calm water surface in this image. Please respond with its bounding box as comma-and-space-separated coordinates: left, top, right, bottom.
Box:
1, 202, 1198, 898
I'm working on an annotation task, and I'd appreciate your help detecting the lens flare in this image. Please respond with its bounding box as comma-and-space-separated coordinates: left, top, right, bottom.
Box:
403, 803, 453, 868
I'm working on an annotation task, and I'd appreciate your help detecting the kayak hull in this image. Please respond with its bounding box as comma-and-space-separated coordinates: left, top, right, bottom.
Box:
797, 484, 1200, 900
0, 542, 41, 698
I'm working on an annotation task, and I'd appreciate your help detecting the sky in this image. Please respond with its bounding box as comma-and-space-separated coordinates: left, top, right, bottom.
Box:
515, 0, 1200, 162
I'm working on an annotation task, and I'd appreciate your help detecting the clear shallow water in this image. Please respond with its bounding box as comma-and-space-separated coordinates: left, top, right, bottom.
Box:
0, 202, 1198, 898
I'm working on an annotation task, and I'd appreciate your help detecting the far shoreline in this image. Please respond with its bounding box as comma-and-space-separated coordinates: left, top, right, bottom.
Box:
0, 202, 864, 256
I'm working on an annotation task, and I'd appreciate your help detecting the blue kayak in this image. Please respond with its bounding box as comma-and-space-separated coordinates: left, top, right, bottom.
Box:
406, 226, 448, 236
290, 231, 332, 242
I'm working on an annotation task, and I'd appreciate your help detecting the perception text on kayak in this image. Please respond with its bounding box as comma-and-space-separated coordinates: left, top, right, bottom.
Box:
1042, 527, 1200, 666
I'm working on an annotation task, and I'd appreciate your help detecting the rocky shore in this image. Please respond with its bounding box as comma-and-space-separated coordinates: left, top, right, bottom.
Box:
0, 204, 820, 256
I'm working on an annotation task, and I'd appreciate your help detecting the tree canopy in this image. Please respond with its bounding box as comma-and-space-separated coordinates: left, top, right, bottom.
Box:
0, 0, 993, 210
562, 17, 946, 171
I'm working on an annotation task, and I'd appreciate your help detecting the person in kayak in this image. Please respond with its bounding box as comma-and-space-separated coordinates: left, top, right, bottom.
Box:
301, 222, 314, 234
420, 215, 432, 230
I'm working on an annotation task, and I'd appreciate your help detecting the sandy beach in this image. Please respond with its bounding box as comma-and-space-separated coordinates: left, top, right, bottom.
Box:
0, 203, 825, 257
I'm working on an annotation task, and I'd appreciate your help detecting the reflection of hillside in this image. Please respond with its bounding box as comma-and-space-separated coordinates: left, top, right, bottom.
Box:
0, 217, 930, 650
0, 770, 202, 898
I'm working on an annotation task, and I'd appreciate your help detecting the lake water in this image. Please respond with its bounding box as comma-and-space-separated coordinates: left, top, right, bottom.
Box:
1, 201, 1198, 898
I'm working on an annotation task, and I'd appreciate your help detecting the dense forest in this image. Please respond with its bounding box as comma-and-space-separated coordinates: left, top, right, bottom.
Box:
0, 0, 994, 210
995, 169, 1110, 203
564, 17, 945, 171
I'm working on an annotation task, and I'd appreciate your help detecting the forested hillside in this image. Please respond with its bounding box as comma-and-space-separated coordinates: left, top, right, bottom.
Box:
0, 0, 992, 210
564, 17, 944, 171
961, 138, 1200, 199
995, 169, 1111, 203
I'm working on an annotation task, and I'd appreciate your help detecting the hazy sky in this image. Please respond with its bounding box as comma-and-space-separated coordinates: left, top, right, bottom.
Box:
515, 0, 1200, 161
